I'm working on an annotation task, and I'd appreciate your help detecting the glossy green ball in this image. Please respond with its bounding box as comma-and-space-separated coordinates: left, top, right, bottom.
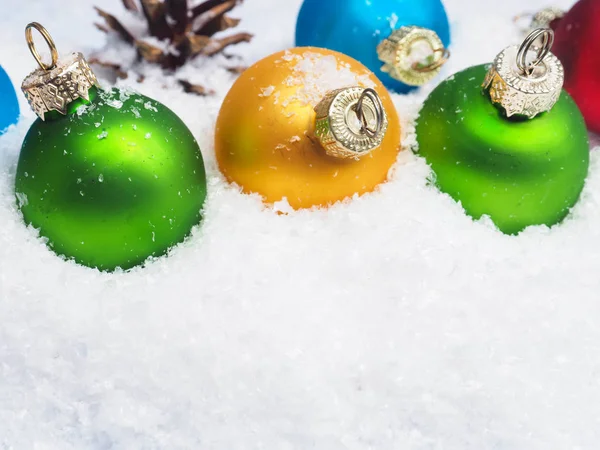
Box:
16, 88, 207, 271
416, 64, 589, 235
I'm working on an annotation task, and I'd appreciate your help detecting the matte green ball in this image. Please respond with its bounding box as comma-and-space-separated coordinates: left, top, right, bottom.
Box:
16, 88, 207, 271
416, 64, 589, 235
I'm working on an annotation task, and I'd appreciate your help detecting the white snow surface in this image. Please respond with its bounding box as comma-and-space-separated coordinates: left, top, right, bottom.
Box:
1, 0, 600, 448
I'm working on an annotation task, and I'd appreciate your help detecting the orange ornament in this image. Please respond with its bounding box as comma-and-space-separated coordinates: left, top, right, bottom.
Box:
215, 47, 402, 210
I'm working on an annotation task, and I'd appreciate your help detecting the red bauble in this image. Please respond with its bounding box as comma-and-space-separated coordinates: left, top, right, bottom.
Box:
552, 0, 600, 134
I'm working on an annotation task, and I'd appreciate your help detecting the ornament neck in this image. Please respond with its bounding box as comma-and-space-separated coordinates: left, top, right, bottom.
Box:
483, 28, 563, 119
21, 23, 100, 121
42, 86, 99, 122
313, 87, 388, 159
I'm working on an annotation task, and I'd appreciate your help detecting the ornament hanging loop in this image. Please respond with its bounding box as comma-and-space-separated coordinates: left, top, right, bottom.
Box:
25, 22, 59, 72
314, 87, 389, 159
483, 26, 563, 118
412, 47, 451, 74
377, 26, 449, 86
354, 88, 385, 139
517, 28, 554, 76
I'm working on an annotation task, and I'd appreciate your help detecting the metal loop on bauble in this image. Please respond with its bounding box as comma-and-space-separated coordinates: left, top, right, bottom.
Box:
354, 88, 385, 139
517, 27, 554, 76
25, 22, 59, 72
411, 47, 451, 74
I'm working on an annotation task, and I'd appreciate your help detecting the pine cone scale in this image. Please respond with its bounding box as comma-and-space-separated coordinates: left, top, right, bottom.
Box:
165, 0, 189, 34
191, 0, 235, 18
140, 0, 174, 40
95, 6, 136, 44
122, 0, 140, 12
93, 0, 251, 95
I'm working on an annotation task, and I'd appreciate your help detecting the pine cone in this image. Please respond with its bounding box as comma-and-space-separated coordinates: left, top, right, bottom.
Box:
94, 0, 252, 94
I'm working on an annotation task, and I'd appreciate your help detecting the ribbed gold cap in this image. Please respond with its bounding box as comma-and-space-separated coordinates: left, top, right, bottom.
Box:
483, 28, 563, 119
21, 22, 99, 120
377, 26, 449, 87
314, 87, 388, 159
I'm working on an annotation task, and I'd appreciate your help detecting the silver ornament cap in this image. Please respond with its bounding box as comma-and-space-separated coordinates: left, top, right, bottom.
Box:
313, 87, 388, 159
377, 26, 450, 87
21, 22, 99, 121
483, 28, 564, 119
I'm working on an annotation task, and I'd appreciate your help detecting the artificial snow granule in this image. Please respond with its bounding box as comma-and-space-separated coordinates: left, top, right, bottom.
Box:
118, 87, 134, 103
273, 197, 294, 213
107, 99, 123, 109
285, 51, 376, 107
281, 50, 297, 62
75, 104, 88, 117
259, 86, 275, 97
15, 192, 28, 207
144, 101, 158, 112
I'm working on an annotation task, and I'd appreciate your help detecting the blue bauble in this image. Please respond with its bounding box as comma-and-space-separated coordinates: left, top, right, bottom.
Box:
295, 0, 451, 94
0, 65, 19, 134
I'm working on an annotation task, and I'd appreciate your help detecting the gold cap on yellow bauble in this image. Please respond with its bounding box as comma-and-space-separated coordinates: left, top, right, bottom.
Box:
214, 47, 401, 210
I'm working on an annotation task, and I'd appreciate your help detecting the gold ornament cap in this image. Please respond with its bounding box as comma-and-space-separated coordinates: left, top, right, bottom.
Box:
376, 26, 450, 87
483, 28, 564, 119
21, 22, 99, 121
313, 87, 388, 159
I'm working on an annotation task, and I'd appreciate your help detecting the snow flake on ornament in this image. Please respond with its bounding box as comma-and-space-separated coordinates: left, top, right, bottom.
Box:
284, 51, 376, 108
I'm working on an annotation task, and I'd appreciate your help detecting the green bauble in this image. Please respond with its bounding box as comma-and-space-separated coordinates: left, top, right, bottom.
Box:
416, 64, 589, 235
16, 87, 207, 271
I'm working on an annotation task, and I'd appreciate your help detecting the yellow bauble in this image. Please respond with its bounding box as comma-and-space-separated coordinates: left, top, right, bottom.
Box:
215, 47, 402, 210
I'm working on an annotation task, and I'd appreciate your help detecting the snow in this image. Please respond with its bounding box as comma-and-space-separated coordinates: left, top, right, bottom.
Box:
258, 85, 275, 97
281, 51, 376, 107
1, 0, 600, 449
